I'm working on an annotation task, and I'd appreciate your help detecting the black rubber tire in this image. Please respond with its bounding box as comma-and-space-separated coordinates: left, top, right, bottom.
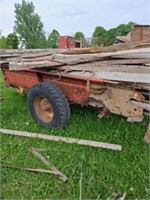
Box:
27, 82, 70, 128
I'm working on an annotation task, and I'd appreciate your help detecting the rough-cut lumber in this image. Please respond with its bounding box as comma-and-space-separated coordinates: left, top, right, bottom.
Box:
0, 49, 61, 57
94, 71, 150, 83
60, 41, 150, 54
1, 43, 150, 90
69, 71, 150, 84
21, 55, 55, 62
9, 60, 63, 70
0, 49, 51, 54
0, 60, 10, 64
112, 53, 150, 59
0, 41, 149, 57
0, 54, 22, 58
72, 58, 150, 65
57, 64, 150, 74
19, 57, 150, 66
52, 48, 150, 64
0, 129, 122, 151
80, 71, 150, 84
21, 51, 58, 58
1, 47, 150, 62
6, 47, 150, 71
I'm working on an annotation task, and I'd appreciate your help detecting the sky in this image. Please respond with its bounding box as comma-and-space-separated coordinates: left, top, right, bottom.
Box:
0, 0, 150, 38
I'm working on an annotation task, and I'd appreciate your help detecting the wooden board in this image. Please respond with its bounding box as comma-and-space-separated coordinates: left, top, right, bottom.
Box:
1, 44, 150, 87
57, 65, 150, 74
68, 71, 150, 84
7, 47, 150, 71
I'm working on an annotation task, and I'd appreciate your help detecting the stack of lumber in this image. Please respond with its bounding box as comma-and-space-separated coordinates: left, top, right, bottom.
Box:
0, 41, 150, 86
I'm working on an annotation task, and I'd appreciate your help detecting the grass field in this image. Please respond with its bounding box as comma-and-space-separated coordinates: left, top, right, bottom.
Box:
0, 69, 149, 199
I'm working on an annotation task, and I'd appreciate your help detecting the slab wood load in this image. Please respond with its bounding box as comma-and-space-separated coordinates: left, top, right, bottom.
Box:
0, 41, 150, 87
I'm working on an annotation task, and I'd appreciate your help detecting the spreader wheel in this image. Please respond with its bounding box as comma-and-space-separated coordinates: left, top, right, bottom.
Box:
27, 82, 70, 128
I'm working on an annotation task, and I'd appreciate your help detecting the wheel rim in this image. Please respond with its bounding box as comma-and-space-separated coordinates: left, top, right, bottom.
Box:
34, 96, 54, 123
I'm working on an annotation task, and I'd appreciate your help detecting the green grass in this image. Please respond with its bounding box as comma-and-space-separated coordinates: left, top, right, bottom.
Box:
0, 70, 149, 199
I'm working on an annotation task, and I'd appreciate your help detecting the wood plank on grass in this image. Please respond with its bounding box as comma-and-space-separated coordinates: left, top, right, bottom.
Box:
0, 129, 122, 151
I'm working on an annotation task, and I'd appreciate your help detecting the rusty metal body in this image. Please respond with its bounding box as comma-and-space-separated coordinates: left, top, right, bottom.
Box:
1, 64, 148, 122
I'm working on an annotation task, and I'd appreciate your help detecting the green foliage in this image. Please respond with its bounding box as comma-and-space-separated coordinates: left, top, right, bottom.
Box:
115, 21, 136, 36
14, 0, 47, 48
92, 22, 137, 46
47, 29, 60, 48
93, 26, 107, 38
74, 32, 86, 48
74, 32, 85, 39
92, 26, 108, 46
107, 28, 119, 45
0, 36, 8, 49
7, 33, 19, 49
108, 21, 136, 45
0, 69, 149, 199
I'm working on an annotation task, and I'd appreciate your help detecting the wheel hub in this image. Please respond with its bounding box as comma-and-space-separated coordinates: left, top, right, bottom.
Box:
34, 96, 54, 123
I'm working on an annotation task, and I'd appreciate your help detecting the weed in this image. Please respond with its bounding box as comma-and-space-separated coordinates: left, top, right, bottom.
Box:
0, 70, 149, 199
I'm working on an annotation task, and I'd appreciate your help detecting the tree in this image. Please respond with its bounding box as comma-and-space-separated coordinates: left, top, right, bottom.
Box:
7, 33, 19, 49
92, 22, 137, 46
92, 26, 108, 46
107, 21, 137, 45
107, 28, 117, 45
115, 22, 136, 36
0, 36, 7, 49
47, 29, 60, 48
93, 26, 107, 38
14, 0, 47, 48
74, 32, 85, 39
74, 32, 86, 47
